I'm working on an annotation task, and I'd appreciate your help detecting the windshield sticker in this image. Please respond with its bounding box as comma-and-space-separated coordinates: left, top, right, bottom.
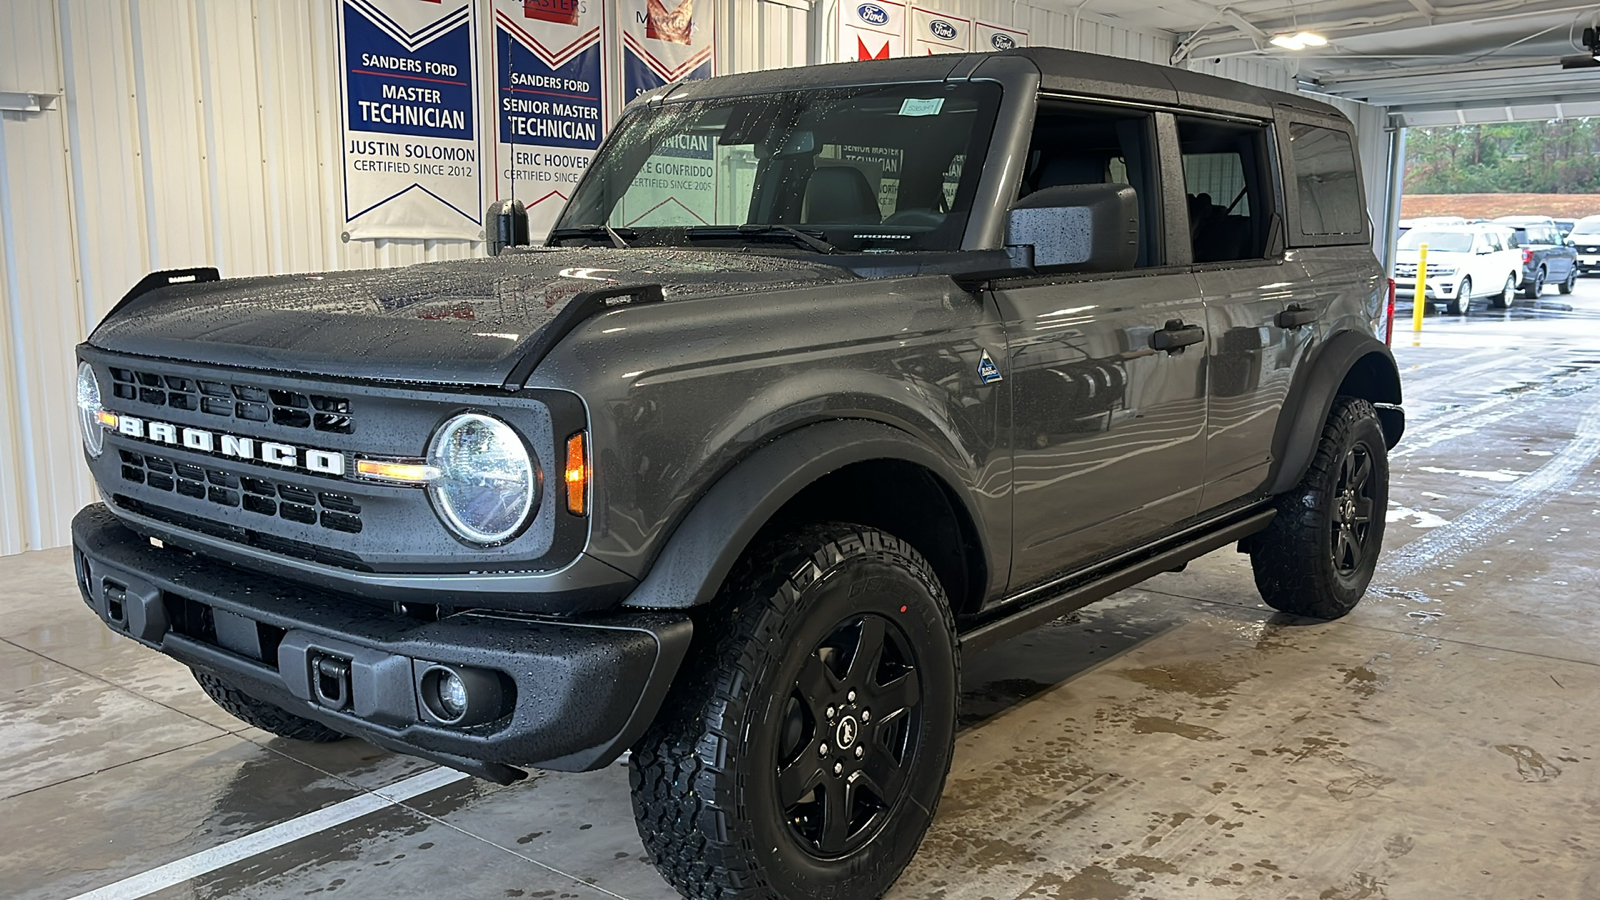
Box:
899, 98, 944, 117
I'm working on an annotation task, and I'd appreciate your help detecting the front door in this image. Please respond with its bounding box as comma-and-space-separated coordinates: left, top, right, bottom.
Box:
993, 99, 1209, 593
995, 272, 1209, 590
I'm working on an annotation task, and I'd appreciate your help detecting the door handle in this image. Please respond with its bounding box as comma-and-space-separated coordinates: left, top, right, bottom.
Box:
1150, 320, 1205, 353
1276, 305, 1317, 329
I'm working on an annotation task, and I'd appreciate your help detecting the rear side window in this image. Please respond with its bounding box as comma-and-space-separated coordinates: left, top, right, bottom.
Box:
1289, 123, 1362, 236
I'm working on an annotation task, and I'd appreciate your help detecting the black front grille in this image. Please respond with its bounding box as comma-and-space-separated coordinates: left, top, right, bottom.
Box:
107, 366, 354, 434
118, 449, 363, 534
112, 494, 372, 571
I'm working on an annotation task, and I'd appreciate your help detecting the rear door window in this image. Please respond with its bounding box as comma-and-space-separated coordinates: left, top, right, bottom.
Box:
1175, 117, 1273, 263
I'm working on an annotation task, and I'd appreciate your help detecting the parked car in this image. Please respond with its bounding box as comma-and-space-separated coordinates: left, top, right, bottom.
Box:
1568, 215, 1600, 274
1555, 218, 1576, 237
1493, 215, 1579, 297
69, 48, 1404, 900
1394, 223, 1522, 314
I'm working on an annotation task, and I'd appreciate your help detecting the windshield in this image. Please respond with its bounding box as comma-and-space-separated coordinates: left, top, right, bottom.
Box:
1398, 230, 1474, 253
1571, 218, 1600, 236
553, 83, 1002, 253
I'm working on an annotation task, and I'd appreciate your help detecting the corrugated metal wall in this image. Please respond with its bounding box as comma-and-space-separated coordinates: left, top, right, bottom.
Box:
0, 0, 1388, 555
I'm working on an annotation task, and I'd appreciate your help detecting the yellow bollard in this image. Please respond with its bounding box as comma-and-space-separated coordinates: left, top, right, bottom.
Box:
1411, 242, 1428, 343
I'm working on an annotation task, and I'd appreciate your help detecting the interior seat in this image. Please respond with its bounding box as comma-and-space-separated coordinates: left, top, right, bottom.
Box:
803, 167, 881, 224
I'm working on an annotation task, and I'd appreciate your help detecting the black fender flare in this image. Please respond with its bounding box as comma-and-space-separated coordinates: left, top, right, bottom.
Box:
1266, 330, 1403, 496
623, 418, 987, 610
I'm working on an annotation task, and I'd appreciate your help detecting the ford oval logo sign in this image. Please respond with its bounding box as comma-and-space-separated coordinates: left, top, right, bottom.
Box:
929, 19, 958, 40
990, 33, 1016, 50
857, 3, 889, 26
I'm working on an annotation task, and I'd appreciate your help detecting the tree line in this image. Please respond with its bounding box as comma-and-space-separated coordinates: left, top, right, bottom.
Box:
1405, 120, 1600, 193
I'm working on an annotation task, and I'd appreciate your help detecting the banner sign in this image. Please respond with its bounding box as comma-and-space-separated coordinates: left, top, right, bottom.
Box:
975, 21, 1028, 52
841, 0, 905, 61
337, 0, 483, 240
910, 7, 969, 54
620, 0, 713, 105
493, 0, 605, 237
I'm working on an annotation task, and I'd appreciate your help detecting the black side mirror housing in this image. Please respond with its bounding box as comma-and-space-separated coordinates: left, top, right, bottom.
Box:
1005, 183, 1139, 272
487, 199, 530, 256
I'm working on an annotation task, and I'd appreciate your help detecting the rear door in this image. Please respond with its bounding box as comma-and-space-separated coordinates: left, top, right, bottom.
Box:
1171, 112, 1306, 509
992, 99, 1208, 592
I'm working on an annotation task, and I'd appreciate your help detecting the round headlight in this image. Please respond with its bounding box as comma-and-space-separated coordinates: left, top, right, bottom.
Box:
77, 362, 105, 458
426, 413, 537, 545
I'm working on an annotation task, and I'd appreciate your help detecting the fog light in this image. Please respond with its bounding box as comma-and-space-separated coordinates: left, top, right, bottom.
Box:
438, 671, 468, 718
416, 663, 504, 727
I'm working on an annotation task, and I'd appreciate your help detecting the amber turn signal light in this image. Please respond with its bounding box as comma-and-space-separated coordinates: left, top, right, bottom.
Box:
565, 432, 589, 515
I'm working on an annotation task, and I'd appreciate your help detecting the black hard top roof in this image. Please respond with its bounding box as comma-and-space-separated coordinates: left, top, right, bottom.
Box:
654, 46, 1347, 125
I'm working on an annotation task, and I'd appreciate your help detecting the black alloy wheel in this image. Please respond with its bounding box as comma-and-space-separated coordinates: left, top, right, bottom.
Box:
1522, 268, 1545, 301
1248, 396, 1389, 619
777, 613, 923, 857
1330, 442, 1376, 577
1560, 267, 1577, 294
630, 524, 958, 900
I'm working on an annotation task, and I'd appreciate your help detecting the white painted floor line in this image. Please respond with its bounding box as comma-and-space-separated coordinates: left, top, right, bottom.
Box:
67, 766, 470, 900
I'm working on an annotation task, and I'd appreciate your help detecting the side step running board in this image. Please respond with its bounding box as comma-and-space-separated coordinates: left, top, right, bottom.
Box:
960, 508, 1276, 655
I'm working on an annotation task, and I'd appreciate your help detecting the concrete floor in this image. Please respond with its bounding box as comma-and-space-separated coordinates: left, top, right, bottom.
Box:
5, 285, 1600, 900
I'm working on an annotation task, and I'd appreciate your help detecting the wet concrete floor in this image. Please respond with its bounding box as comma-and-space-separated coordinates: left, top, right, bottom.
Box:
5, 287, 1600, 899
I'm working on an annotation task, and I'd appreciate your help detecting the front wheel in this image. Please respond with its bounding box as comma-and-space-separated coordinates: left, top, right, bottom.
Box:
1249, 397, 1389, 619
1560, 267, 1577, 294
193, 670, 348, 742
630, 524, 958, 900
1445, 277, 1470, 315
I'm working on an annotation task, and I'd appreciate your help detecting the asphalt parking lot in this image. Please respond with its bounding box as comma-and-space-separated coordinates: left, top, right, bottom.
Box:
5, 279, 1600, 900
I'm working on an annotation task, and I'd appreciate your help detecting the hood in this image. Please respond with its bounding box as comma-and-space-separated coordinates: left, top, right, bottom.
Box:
1395, 248, 1471, 262
89, 248, 854, 386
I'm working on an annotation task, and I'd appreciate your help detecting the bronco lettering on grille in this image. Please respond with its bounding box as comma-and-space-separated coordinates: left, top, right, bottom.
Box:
112, 413, 346, 476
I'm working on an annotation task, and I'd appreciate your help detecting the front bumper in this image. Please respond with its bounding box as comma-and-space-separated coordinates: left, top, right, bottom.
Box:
73, 505, 691, 780
1391, 278, 1457, 301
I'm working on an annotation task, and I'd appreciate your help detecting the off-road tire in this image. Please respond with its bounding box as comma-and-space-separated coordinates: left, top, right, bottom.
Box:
629, 524, 959, 900
194, 669, 348, 742
1559, 268, 1577, 294
1520, 268, 1544, 301
1445, 277, 1469, 315
1250, 397, 1388, 619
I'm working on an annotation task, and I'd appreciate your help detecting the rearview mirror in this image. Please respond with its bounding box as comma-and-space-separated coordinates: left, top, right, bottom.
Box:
1005, 183, 1139, 272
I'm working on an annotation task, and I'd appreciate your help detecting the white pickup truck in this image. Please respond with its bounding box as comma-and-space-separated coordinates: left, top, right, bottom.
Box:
1393, 223, 1522, 315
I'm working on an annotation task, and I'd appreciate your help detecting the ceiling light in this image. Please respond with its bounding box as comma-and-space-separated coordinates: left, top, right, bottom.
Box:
1270, 31, 1326, 50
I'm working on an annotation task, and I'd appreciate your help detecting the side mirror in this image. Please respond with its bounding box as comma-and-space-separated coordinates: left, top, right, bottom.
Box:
1005, 183, 1139, 272
486, 199, 530, 256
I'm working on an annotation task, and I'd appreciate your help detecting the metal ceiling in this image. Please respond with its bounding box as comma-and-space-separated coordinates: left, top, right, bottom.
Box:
1096, 0, 1600, 124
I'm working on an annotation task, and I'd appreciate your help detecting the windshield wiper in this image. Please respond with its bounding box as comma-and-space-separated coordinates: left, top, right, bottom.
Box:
686, 224, 839, 254
549, 225, 635, 249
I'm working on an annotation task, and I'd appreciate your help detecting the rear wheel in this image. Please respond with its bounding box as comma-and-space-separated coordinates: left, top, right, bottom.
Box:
1560, 267, 1577, 294
630, 524, 958, 900
1519, 268, 1544, 302
1249, 397, 1388, 620
193, 669, 347, 742
1445, 277, 1470, 315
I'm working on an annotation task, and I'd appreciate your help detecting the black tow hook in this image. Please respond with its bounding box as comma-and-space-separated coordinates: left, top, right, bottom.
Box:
312, 654, 352, 710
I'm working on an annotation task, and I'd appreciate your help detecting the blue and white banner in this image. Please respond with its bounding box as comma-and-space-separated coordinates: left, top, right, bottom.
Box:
620, 0, 713, 105
910, 6, 969, 55
493, 0, 605, 237
337, 0, 483, 240
975, 21, 1028, 52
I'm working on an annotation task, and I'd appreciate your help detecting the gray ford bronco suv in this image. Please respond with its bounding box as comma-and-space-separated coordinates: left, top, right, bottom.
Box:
73, 48, 1402, 900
